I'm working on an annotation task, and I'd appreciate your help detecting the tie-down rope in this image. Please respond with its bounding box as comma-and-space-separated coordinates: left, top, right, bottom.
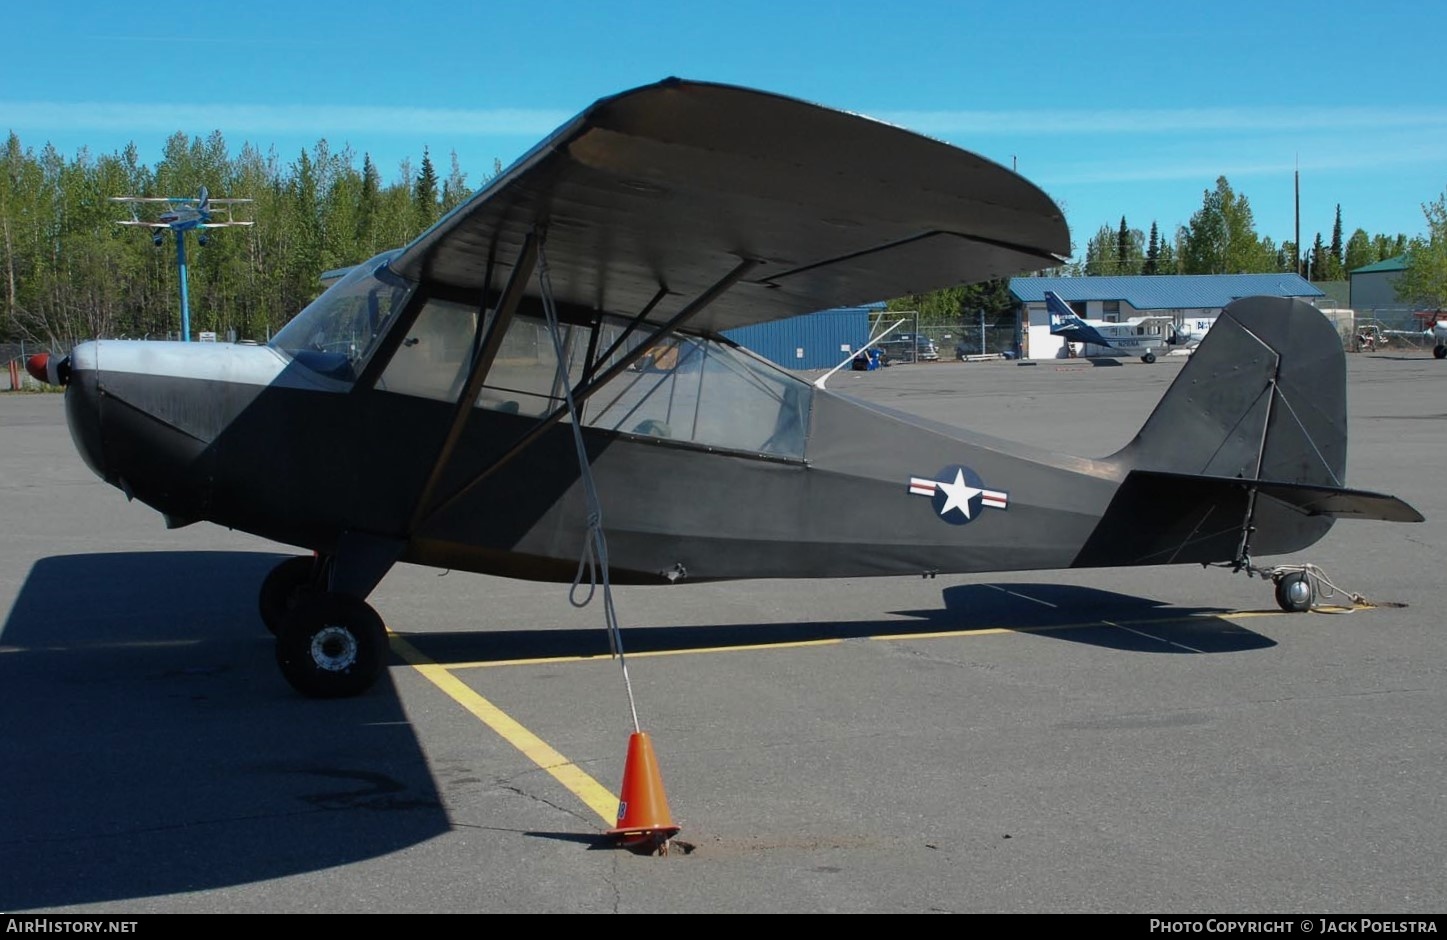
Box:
535, 240, 641, 734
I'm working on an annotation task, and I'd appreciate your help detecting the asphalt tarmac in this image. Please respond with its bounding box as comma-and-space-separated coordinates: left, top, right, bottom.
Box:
2, 349, 1444, 914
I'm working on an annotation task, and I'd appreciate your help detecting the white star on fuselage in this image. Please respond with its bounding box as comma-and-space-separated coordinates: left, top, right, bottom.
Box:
936, 468, 982, 519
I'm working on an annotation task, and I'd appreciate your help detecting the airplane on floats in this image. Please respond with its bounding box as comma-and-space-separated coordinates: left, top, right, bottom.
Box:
26, 78, 1423, 699
1045, 290, 1201, 363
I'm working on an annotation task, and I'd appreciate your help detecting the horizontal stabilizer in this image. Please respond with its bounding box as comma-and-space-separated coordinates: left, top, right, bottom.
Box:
1073, 469, 1422, 568
1132, 470, 1424, 523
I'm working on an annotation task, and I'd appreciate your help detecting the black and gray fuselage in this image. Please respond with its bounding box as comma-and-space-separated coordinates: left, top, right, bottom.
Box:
64, 260, 1353, 586
64, 300, 1129, 585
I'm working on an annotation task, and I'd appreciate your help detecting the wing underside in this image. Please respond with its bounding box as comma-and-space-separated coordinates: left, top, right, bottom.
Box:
392, 78, 1070, 334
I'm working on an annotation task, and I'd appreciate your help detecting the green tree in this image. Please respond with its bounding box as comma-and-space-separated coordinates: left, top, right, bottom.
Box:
1144, 221, 1160, 275
1372, 232, 1407, 261
1309, 233, 1326, 281
1083, 224, 1117, 276
414, 148, 439, 231
1157, 228, 1179, 274
1344, 228, 1374, 274
440, 150, 471, 214
1180, 176, 1272, 274
1329, 204, 1344, 277
1277, 241, 1297, 274
1396, 189, 1447, 311
885, 279, 1013, 326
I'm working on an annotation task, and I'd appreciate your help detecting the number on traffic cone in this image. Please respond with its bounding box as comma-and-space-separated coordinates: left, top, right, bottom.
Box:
606, 731, 680, 848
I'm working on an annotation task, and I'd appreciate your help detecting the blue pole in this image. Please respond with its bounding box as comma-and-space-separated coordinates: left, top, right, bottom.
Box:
175, 229, 191, 342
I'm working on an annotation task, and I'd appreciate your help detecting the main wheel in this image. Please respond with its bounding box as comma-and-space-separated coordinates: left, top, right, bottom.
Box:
1274, 571, 1314, 612
1141, 352, 1156, 364
1435, 345, 1446, 360
275, 592, 387, 698
259, 555, 323, 636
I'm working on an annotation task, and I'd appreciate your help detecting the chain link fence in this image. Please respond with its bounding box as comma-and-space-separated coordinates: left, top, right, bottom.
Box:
923, 323, 1019, 360
2, 341, 57, 391
1350, 308, 1441, 353
869, 312, 1020, 363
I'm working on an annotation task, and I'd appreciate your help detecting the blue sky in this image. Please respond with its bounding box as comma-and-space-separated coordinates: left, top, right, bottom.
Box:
3, 1, 1444, 261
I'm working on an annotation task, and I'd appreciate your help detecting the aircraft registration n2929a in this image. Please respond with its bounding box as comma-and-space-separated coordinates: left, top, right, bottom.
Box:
26, 78, 1423, 699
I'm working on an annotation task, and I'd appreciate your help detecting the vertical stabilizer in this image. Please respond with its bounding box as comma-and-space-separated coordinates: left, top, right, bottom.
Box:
1109, 296, 1346, 488
1071, 297, 1356, 567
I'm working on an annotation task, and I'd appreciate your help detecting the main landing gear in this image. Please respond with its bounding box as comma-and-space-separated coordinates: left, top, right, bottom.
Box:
275, 592, 388, 699
259, 552, 394, 699
258, 555, 324, 635
1140, 352, 1156, 364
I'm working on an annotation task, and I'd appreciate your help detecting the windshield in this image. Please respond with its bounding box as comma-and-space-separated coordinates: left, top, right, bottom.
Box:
271, 251, 415, 382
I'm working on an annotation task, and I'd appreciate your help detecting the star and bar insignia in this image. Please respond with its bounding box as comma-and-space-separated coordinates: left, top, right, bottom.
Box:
907, 465, 1008, 525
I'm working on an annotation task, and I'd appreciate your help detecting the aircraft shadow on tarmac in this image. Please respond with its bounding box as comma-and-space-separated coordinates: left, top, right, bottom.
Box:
0, 551, 450, 911
403, 581, 1276, 666
0, 553, 1275, 908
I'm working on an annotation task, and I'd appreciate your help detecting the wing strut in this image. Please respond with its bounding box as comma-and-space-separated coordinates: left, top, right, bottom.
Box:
408, 233, 538, 532
418, 247, 761, 526
584, 285, 669, 384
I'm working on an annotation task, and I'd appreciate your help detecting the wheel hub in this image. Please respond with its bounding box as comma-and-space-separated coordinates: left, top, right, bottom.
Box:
310, 625, 358, 672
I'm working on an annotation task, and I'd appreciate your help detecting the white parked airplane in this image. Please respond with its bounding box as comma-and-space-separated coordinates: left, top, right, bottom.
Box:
1046, 291, 1204, 363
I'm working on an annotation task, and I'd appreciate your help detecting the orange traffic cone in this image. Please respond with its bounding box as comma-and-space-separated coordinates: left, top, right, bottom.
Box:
606, 731, 680, 850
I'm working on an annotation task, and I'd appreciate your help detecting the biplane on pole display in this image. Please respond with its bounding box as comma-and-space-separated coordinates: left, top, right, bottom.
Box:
25, 79, 1422, 699
110, 186, 254, 342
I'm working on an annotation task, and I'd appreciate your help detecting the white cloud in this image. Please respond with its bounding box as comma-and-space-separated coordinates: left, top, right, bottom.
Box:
0, 101, 572, 137
879, 106, 1447, 137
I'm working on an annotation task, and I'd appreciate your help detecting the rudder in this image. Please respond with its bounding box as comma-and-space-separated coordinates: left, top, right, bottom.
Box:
1110, 296, 1347, 487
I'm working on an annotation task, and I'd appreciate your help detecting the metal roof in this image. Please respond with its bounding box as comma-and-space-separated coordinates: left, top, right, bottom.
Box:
1349, 254, 1408, 275
1009, 274, 1323, 309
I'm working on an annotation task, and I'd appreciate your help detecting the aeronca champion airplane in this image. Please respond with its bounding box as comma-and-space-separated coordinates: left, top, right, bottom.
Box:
26, 79, 1423, 699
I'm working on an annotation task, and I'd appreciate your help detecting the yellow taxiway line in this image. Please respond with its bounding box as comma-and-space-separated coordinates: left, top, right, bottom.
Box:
389, 633, 619, 826
387, 602, 1367, 826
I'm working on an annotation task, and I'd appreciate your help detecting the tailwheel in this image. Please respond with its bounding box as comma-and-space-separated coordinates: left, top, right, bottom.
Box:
275, 592, 388, 698
258, 555, 325, 636
1273, 570, 1314, 612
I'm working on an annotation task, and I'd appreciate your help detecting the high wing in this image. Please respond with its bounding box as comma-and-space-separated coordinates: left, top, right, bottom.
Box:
392, 78, 1070, 334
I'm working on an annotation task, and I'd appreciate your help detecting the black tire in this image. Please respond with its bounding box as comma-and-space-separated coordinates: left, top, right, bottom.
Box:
1274, 571, 1314, 613
275, 593, 387, 698
259, 556, 322, 636
1435, 345, 1446, 360
1142, 352, 1157, 364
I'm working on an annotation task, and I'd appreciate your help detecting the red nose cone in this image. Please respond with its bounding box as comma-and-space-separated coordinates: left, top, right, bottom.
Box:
24, 353, 50, 384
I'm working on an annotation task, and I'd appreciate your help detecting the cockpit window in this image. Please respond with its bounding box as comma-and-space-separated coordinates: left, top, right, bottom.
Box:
466, 311, 813, 458
585, 326, 813, 458
271, 252, 415, 382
